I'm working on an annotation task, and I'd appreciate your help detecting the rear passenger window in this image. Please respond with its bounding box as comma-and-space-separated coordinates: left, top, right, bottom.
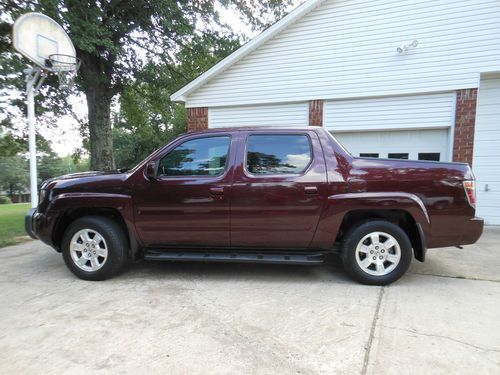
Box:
246, 134, 312, 175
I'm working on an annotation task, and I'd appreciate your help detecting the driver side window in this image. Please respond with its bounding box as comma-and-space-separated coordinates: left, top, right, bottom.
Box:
158, 136, 230, 177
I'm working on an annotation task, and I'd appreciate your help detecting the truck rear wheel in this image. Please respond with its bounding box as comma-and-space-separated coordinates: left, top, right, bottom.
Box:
341, 220, 412, 285
61, 216, 128, 281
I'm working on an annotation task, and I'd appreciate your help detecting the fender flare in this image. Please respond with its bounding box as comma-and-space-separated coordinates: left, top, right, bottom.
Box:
310, 192, 430, 254
47, 193, 140, 254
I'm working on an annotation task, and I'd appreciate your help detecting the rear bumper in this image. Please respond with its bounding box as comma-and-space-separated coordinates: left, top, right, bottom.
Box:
460, 217, 484, 245
25, 208, 38, 239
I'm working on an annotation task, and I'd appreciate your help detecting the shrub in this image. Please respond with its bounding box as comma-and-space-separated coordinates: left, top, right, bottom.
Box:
0, 196, 12, 204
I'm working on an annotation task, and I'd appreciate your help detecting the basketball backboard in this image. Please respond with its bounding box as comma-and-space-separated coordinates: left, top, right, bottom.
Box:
12, 12, 76, 72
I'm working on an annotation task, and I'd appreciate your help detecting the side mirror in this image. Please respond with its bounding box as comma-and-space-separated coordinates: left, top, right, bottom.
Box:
145, 161, 157, 180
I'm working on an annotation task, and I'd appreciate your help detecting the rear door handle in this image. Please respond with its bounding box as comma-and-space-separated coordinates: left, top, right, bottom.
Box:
210, 187, 224, 195
304, 186, 318, 195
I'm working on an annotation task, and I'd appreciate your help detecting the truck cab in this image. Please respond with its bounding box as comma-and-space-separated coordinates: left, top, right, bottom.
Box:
26, 127, 484, 285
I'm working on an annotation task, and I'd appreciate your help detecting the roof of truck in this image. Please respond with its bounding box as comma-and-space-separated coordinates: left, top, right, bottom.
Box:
188, 126, 325, 135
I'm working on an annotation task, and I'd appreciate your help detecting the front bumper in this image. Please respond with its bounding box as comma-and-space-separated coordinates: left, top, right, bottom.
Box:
25, 208, 38, 239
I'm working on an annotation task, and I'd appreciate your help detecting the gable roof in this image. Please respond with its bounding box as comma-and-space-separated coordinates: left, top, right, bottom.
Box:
170, 0, 326, 102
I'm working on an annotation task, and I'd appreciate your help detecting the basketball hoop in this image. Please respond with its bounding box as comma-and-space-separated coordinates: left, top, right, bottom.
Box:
46, 53, 81, 90
12, 12, 79, 208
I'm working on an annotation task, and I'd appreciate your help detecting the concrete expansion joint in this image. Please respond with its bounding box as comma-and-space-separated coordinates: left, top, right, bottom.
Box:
361, 286, 385, 375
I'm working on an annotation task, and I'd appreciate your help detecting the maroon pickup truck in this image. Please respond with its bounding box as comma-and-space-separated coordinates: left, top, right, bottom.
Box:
26, 127, 483, 285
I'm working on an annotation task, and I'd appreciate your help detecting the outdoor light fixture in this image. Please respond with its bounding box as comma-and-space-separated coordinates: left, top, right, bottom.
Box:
397, 39, 419, 54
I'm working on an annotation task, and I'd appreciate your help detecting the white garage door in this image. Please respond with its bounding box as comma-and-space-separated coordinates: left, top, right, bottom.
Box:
473, 77, 500, 225
324, 93, 455, 162
324, 93, 456, 132
334, 129, 450, 161
208, 102, 308, 128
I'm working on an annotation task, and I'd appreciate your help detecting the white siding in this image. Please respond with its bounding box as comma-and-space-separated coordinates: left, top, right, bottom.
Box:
473, 77, 500, 225
208, 102, 308, 128
324, 93, 456, 132
186, 0, 500, 108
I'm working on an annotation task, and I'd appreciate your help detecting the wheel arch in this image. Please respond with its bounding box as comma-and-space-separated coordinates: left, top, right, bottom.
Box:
312, 192, 429, 262
335, 209, 427, 262
48, 193, 140, 259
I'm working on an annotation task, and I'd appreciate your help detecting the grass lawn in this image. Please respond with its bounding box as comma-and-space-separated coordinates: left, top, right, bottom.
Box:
0, 203, 32, 248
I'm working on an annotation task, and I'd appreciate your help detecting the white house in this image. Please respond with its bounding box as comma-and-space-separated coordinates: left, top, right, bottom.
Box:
172, 0, 500, 225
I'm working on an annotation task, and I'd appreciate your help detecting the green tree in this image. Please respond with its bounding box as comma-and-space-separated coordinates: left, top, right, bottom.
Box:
113, 32, 240, 168
1, 0, 293, 171
0, 156, 29, 198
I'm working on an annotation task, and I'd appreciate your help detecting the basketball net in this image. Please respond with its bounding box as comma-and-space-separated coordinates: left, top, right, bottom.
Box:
46, 53, 81, 91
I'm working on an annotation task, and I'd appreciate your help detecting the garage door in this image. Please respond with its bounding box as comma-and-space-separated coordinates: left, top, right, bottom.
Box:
334, 129, 450, 161
208, 102, 308, 128
324, 92, 455, 162
473, 77, 500, 225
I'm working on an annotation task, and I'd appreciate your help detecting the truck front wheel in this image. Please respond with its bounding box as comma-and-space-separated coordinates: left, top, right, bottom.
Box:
61, 216, 128, 281
341, 220, 412, 285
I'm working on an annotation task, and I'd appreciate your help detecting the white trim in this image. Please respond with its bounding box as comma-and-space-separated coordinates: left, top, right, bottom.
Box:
170, 0, 327, 102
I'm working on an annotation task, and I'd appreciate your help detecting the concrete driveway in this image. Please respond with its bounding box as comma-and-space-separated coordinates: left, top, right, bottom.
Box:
0, 229, 499, 374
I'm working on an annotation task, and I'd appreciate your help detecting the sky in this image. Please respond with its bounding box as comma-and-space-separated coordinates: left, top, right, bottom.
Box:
32, 1, 304, 156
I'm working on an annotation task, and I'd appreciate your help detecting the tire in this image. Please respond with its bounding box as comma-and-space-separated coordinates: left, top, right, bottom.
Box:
341, 220, 412, 285
61, 216, 128, 281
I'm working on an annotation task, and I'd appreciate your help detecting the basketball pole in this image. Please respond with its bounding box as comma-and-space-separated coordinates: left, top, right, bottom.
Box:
25, 67, 45, 209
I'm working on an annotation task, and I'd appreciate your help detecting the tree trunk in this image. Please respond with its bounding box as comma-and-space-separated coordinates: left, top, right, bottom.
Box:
85, 87, 115, 171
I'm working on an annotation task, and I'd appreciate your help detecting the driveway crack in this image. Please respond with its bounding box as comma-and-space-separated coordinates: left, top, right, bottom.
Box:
361, 286, 384, 375
411, 272, 499, 283
380, 325, 500, 353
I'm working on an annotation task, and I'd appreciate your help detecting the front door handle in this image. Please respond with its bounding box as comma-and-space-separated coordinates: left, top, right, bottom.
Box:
304, 186, 318, 195
210, 187, 224, 196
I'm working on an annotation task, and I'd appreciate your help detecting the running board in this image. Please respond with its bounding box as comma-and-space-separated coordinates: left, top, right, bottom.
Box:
143, 251, 324, 265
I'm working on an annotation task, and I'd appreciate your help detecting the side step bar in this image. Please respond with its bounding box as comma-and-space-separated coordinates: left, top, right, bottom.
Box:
143, 251, 324, 265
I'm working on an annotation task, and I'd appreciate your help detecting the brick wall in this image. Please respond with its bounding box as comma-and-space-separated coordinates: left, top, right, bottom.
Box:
309, 100, 323, 126
453, 89, 478, 165
187, 107, 208, 132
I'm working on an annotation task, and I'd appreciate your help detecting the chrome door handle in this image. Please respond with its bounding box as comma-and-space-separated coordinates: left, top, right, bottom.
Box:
304, 186, 318, 195
210, 187, 224, 195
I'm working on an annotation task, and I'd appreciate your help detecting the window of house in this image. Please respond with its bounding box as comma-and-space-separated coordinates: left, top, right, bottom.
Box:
359, 153, 379, 158
388, 153, 409, 160
418, 153, 440, 161
158, 136, 230, 176
246, 134, 312, 175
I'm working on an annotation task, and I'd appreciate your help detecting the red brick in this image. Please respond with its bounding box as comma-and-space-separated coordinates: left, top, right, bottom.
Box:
187, 107, 208, 132
309, 100, 323, 127
452, 88, 477, 165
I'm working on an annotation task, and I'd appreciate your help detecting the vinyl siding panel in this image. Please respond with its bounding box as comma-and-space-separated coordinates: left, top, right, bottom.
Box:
208, 102, 308, 128
185, 0, 500, 107
324, 93, 456, 132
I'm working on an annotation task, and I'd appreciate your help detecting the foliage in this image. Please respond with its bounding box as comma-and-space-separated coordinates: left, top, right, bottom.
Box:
0, 121, 90, 196
0, 203, 31, 247
113, 32, 241, 168
0, 156, 29, 197
0, 196, 12, 204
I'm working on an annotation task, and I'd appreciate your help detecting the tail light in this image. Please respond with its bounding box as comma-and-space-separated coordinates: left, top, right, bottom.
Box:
463, 180, 476, 207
